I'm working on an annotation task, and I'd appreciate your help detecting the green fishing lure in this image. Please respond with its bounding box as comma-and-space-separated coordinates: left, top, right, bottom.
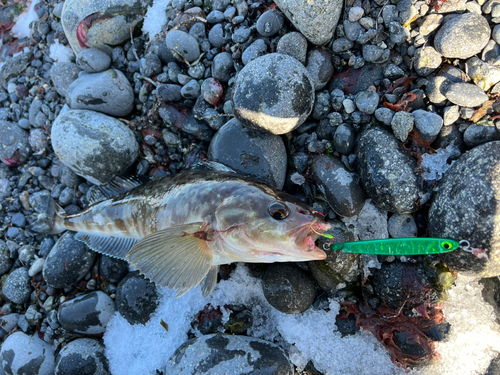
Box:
320, 235, 461, 256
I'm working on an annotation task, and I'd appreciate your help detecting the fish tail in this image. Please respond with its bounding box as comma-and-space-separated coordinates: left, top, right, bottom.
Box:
28, 199, 66, 234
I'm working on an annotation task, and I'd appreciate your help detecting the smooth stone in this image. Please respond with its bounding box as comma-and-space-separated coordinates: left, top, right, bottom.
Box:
391, 111, 414, 142
344, 20, 364, 42
59, 163, 84, 187
276, 32, 308, 65
0, 52, 31, 90
3, 268, 31, 305
55, 338, 110, 375
444, 82, 489, 107
466, 57, 500, 91
157, 84, 182, 102
58, 291, 115, 334
51, 110, 139, 185
65, 69, 134, 117
311, 155, 365, 217
305, 49, 334, 90
375, 107, 394, 126
140, 52, 162, 77
166, 29, 201, 63
208, 23, 229, 48
256, 9, 284, 37
426, 76, 451, 105
355, 90, 379, 114
0, 121, 31, 165
412, 109, 443, 143
263, 263, 316, 314
434, 13, 490, 59
99, 256, 129, 284
50, 62, 82, 97
333, 124, 356, 154
356, 127, 420, 213
76, 48, 111, 73
387, 213, 418, 238
181, 113, 214, 142
43, 233, 96, 289
414, 46, 442, 76
211, 52, 234, 83
1, 332, 55, 375
463, 124, 500, 148
208, 118, 287, 189
29, 129, 48, 152
424, 322, 451, 342
115, 272, 159, 325
429, 141, 500, 277
180, 80, 201, 99
233, 53, 314, 135
241, 39, 267, 65
443, 105, 460, 126
331, 37, 354, 53
165, 334, 293, 374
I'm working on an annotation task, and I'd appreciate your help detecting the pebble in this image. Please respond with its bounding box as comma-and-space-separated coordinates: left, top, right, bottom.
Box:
355, 89, 379, 114
349, 6, 364, 22
0, 121, 30, 165
166, 30, 201, 63
387, 214, 418, 238
412, 110, 443, 143
43, 233, 96, 289
333, 124, 356, 154
208, 24, 229, 48
140, 53, 162, 77
3, 268, 31, 305
180, 80, 201, 99
444, 82, 489, 107
466, 57, 500, 91
276, 32, 308, 65
59, 164, 83, 188
375, 107, 394, 126
233, 53, 314, 135
306, 49, 334, 90
115, 272, 159, 325
157, 84, 183, 102
50, 62, 82, 97
463, 124, 500, 147
414, 47, 442, 76
241, 39, 268, 65
362, 45, 390, 64
256, 10, 284, 37
58, 291, 115, 334
201, 78, 224, 106
76, 48, 112, 73
181, 113, 214, 142
51, 110, 139, 185
211, 52, 234, 83
0, 243, 13, 276
332, 38, 354, 53
55, 338, 110, 375
443, 105, 460, 126
99, 255, 129, 284
391, 111, 414, 142
343, 99, 356, 114
208, 118, 287, 189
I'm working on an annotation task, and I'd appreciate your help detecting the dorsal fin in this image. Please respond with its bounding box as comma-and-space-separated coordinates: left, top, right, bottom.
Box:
190, 161, 236, 172
89, 175, 151, 205
75, 232, 139, 260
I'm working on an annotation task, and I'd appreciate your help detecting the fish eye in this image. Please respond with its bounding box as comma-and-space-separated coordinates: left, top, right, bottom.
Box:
268, 202, 290, 220
441, 241, 453, 250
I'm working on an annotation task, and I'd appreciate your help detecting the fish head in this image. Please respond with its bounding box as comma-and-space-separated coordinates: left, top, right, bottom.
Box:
214, 185, 331, 263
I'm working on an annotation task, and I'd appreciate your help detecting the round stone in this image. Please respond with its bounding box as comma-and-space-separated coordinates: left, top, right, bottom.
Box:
256, 9, 284, 37
76, 48, 111, 73
241, 39, 268, 65
276, 32, 308, 64
305, 49, 334, 90
211, 52, 234, 83
3, 267, 31, 305
444, 82, 489, 107
0, 121, 30, 165
166, 30, 201, 63
387, 213, 418, 238
233, 53, 314, 135
414, 46, 442, 76
333, 123, 356, 154
50, 63, 82, 97
391, 111, 414, 142
355, 89, 379, 114
99, 255, 129, 284
55, 338, 110, 375
412, 110, 443, 143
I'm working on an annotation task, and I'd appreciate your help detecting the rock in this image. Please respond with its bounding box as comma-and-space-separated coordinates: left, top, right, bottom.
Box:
208, 23, 229, 48
262, 263, 316, 314
115, 272, 159, 325
444, 82, 489, 107
0, 121, 31, 165
434, 13, 490, 59
429, 141, 500, 277
276, 32, 308, 64
208, 118, 287, 189
333, 123, 355, 154
465, 57, 500, 91
356, 127, 420, 213
355, 90, 379, 114
51, 110, 139, 185
362, 44, 390, 64
344, 20, 364, 42
140, 52, 162, 77
464, 124, 500, 148
233, 53, 314, 135
375, 107, 394, 126
306, 49, 334, 90
211, 52, 234, 83
58, 291, 115, 334
414, 47, 442, 76
426, 76, 451, 105
0, 242, 13, 276
241, 39, 267, 65
256, 9, 284, 37
50, 62, 82, 96
312, 91, 331, 120
0, 332, 55, 375
55, 338, 110, 375
157, 84, 182, 102
65, 69, 134, 117
443, 105, 460, 126
59, 163, 84, 187
274, 0, 342, 45
181, 113, 214, 142
391, 111, 414, 142
61, 0, 152, 55
393, 332, 429, 358
165, 334, 293, 374
180, 80, 200, 99
387, 213, 418, 238
311, 155, 365, 217
76, 48, 111, 73
29, 129, 48, 152
0, 52, 31, 90
332, 37, 354, 53
3, 268, 31, 305
424, 322, 451, 341
99, 256, 129, 284
412, 110, 443, 143
43, 233, 96, 289
166, 30, 201, 63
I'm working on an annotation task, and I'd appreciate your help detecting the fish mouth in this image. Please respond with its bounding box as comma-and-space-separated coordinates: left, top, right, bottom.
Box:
292, 220, 332, 260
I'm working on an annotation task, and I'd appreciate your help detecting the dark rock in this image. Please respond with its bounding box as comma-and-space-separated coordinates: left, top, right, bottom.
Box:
211, 52, 234, 83
59, 163, 84, 188
256, 9, 284, 37
157, 84, 183, 102
444, 82, 489, 107
393, 332, 428, 357
180, 80, 201, 99
312, 91, 331, 120
0, 120, 31, 165
181, 113, 214, 142
333, 124, 355, 154
305, 49, 334, 90
50, 63, 82, 97
276, 32, 308, 65
99, 256, 129, 284
140, 53, 162, 77
55, 338, 110, 375
463, 124, 500, 148
0, 242, 13, 276
3, 267, 31, 304
486, 353, 500, 375
241, 39, 268, 66
413, 110, 443, 143
76, 48, 111, 73
208, 23, 229, 48
335, 313, 360, 337
166, 30, 200, 63
0, 52, 31, 90
424, 322, 451, 341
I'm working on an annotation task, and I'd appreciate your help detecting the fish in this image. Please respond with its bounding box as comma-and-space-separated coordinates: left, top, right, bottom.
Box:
36, 163, 331, 297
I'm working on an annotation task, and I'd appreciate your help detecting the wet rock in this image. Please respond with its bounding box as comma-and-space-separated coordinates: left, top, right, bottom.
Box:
256, 9, 284, 37
463, 124, 500, 148
424, 322, 451, 341
65, 69, 134, 117
115, 272, 159, 325
43, 233, 96, 289
50, 62, 82, 96
0, 332, 55, 375
306, 49, 334, 90
393, 332, 428, 358
274, 0, 342, 45
311, 155, 365, 217
276, 32, 308, 64
444, 82, 489, 107
0, 121, 31, 165
51, 109, 139, 185
434, 13, 490, 59
413, 110, 443, 143
465, 57, 500, 91
355, 89, 379, 114
429, 141, 500, 277
99, 256, 129, 284
181, 114, 215, 142
262, 263, 316, 314
3, 268, 31, 305
375, 107, 394, 126
387, 213, 418, 238
414, 47, 442, 76
356, 127, 420, 213
165, 334, 293, 374
233, 53, 314, 135
76, 48, 111, 73
55, 338, 110, 375
211, 52, 234, 83
208, 118, 287, 189
58, 291, 115, 334
333, 123, 355, 154
391, 111, 414, 142
241, 39, 267, 65
166, 29, 201, 63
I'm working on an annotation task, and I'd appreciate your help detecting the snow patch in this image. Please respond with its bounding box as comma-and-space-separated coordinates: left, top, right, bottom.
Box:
49, 40, 75, 63
142, 0, 172, 41
421, 145, 460, 182
11, 1, 39, 39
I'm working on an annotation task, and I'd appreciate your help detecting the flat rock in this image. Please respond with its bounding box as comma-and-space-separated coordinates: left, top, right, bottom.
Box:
0, 121, 31, 165
0, 52, 31, 90
166, 30, 201, 63
444, 82, 489, 107
3, 267, 31, 305
55, 338, 110, 375
76, 48, 112, 73
50, 62, 82, 96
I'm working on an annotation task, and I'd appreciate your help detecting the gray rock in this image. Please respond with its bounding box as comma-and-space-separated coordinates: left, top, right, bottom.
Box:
306, 49, 334, 90
208, 118, 287, 189
211, 52, 234, 83
3, 268, 31, 305
115, 272, 159, 325
426, 76, 451, 105
208, 23, 229, 48
55, 338, 110, 375
0, 121, 30, 165
207, 10, 225, 23
180, 80, 201, 99
389, 21, 410, 44
375, 107, 394, 126
51, 110, 139, 185
362, 45, 389, 64
76, 48, 111, 73
181, 114, 214, 142
157, 84, 183, 102
414, 47, 442, 76
356, 127, 420, 213
29, 129, 48, 152
140, 53, 162, 77
387, 213, 418, 238
413, 110, 443, 143
443, 105, 460, 126
344, 20, 364, 42
1, 332, 55, 375
384, 64, 405, 79
11, 213, 26, 228
43, 232, 96, 289
241, 39, 267, 65
166, 30, 201, 63
331, 37, 354, 53
233, 53, 314, 135
434, 13, 490, 59
466, 57, 500, 91
493, 24, 500, 45
99, 256, 129, 284
463, 124, 500, 147
263, 263, 316, 314
275, 0, 342, 45
59, 163, 84, 187
0, 242, 13, 276
276, 32, 308, 64
256, 9, 284, 37
429, 141, 500, 277
333, 123, 356, 154
65, 69, 134, 117
311, 155, 365, 217
391, 111, 414, 142
355, 90, 379, 114
232, 26, 251, 43
50, 62, 82, 96
58, 291, 115, 334
165, 334, 293, 374
0, 52, 31, 90
210, 0, 231, 11
444, 82, 489, 107
312, 91, 331, 120
482, 39, 500, 64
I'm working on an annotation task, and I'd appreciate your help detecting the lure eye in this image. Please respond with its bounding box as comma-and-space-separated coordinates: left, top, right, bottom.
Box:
268, 202, 289, 220
441, 241, 453, 250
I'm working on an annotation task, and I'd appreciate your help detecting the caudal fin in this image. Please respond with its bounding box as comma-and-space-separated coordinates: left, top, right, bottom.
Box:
28, 199, 66, 234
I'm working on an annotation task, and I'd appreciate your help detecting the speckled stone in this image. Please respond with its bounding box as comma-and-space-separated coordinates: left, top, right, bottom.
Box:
388, 213, 418, 238
0, 121, 31, 165
429, 141, 500, 277
3, 267, 31, 305
276, 32, 308, 64
55, 338, 110, 375
444, 82, 489, 107
164, 334, 293, 374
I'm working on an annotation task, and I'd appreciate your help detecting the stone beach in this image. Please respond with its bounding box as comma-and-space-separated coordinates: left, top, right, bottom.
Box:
0, 0, 500, 374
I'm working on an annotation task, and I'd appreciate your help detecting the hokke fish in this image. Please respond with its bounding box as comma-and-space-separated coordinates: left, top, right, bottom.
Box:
39, 164, 331, 297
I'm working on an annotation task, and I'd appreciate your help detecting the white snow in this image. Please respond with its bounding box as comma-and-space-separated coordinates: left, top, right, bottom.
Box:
49, 40, 75, 63
11, 1, 39, 39
142, 0, 172, 41
420, 145, 460, 182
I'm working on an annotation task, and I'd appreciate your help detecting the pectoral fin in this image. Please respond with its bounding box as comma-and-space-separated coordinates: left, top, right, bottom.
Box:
126, 223, 213, 297
201, 265, 219, 297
